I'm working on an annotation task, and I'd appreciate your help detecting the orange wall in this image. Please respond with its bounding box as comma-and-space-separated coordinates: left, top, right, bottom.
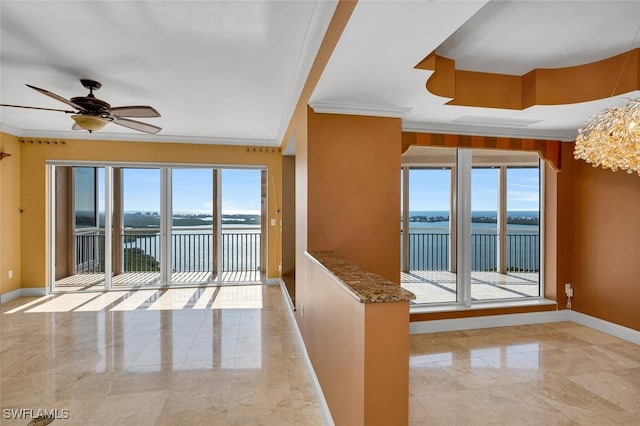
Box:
281, 156, 296, 277
363, 301, 409, 426
0, 132, 22, 295
303, 255, 365, 425
13, 135, 282, 288
302, 254, 409, 426
547, 145, 574, 305
307, 111, 402, 283
569, 146, 640, 330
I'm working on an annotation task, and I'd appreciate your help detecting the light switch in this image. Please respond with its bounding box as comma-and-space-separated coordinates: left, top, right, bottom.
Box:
270, 218, 276, 226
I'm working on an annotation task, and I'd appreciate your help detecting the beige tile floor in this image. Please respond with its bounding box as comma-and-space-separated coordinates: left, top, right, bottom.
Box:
0, 285, 321, 425
410, 322, 640, 425
2, 285, 639, 425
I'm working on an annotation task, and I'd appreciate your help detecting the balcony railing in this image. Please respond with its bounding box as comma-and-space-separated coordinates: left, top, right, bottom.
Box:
74, 228, 261, 275
405, 231, 539, 273
75, 230, 105, 273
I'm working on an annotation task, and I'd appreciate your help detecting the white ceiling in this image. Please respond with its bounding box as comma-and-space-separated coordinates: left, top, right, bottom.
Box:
311, 0, 640, 141
2, 0, 640, 145
0, 0, 337, 145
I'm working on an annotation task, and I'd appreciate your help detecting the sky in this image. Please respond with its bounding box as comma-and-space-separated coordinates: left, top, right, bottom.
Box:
408, 167, 540, 211
99, 168, 262, 214
96, 165, 539, 214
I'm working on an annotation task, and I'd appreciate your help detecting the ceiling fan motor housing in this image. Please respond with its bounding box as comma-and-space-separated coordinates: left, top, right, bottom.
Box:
72, 79, 111, 117
70, 96, 111, 117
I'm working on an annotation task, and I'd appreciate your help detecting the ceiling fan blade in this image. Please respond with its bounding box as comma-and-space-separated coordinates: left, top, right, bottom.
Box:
110, 106, 161, 118
26, 84, 85, 111
1, 103, 74, 113
113, 117, 162, 134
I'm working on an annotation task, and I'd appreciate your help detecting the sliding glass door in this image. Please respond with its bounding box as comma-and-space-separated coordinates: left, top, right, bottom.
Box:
403, 167, 456, 303
120, 168, 162, 287
50, 163, 265, 291
171, 168, 216, 285
400, 148, 542, 305
53, 166, 111, 291
220, 169, 263, 283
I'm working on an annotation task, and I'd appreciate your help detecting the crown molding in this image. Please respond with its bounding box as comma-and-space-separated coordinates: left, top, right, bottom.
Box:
3, 121, 577, 144
0, 123, 23, 137
402, 121, 577, 142
0, 124, 278, 146
275, 0, 339, 145
309, 101, 412, 118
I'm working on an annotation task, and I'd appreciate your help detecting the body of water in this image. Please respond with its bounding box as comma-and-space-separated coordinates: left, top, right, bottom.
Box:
404, 210, 539, 272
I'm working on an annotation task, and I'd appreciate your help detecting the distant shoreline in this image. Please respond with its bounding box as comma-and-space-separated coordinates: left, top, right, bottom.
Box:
408, 214, 538, 226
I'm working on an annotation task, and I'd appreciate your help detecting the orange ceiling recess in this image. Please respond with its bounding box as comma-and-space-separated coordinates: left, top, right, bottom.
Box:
416, 48, 640, 110
401, 132, 562, 171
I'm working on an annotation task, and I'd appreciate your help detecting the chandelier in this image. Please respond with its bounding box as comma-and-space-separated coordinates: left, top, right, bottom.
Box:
574, 98, 640, 175
574, 23, 640, 175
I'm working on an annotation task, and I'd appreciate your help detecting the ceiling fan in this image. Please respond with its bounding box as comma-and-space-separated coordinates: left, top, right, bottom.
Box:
0, 79, 162, 134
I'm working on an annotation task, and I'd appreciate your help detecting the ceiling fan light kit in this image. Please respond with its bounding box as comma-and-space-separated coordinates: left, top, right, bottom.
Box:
71, 114, 110, 132
0, 79, 161, 134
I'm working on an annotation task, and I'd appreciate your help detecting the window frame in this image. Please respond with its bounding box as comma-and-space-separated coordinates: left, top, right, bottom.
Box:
401, 148, 545, 309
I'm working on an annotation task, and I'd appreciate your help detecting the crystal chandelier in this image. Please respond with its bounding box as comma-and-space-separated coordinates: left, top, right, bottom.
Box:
574, 98, 640, 175
574, 23, 640, 175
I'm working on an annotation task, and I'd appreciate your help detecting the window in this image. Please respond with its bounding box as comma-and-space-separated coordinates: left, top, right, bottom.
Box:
401, 147, 542, 306
73, 167, 97, 228
51, 163, 266, 292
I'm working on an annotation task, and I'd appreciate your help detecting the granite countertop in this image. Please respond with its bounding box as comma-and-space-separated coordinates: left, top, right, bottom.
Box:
306, 250, 416, 304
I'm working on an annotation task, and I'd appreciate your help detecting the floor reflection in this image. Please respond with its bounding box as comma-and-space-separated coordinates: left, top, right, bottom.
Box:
409, 324, 640, 424
1, 285, 320, 424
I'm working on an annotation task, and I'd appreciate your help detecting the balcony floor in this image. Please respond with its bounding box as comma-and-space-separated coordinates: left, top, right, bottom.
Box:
402, 270, 540, 304
54, 271, 261, 291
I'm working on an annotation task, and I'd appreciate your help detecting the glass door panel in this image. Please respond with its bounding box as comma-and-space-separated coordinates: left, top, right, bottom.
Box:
120, 168, 162, 287
470, 166, 499, 300
171, 168, 215, 285
53, 166, 109, 291
220, 169, 262, 283
404, 167, 455, 303
506, 166, 541, 297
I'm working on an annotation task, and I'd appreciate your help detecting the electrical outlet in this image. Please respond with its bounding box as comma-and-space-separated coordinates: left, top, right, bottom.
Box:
566, 288, 574, 297
8, 270, 13, 279
565, 283, 572, 292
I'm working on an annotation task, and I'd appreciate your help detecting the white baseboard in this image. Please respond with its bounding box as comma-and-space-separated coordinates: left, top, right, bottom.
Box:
0, 287, 47, 304
279, 283, 334, 426
277, 278, 295, 311
21, 287, 47, 297
568, 310, 640, 345
410, 308, 640, 346
410, 310, 569, 334
0, 288, 22, 304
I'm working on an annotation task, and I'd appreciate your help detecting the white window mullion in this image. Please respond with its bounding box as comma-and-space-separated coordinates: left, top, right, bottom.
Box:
47, 165, 56, 293
402, 167, 410, 273
456, 149, 472, 306
539, 159, 545, 297
216, 170, 223, 284
450, 165, 457, 274
497, 166, 507, 274
104, 166, 113, 291
160, 168, 172, 285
